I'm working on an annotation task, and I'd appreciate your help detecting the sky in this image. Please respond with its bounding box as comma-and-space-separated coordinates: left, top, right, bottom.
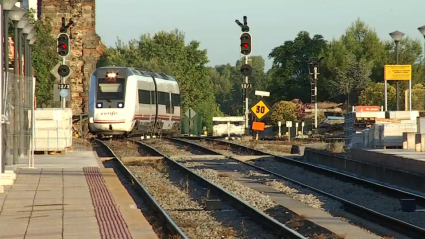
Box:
96, 0, 425, 71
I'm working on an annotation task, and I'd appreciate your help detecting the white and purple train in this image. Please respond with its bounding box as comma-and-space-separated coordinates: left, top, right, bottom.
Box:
88, 66, 181, 137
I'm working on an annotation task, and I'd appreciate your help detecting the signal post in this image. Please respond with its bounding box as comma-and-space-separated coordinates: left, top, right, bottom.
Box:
236, 16, 252, 135
54, 17, 74, 108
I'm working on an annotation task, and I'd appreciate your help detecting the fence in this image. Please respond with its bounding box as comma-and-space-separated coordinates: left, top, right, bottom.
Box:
3, 72, 35, 166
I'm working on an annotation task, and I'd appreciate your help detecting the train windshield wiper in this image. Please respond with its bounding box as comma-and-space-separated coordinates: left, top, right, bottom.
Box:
106, 99, 111, 102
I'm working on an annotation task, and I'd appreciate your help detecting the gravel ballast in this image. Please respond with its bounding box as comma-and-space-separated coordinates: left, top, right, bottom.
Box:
144, 139, 348, 238
190, 139, 416, 238
106, 140, 279, 239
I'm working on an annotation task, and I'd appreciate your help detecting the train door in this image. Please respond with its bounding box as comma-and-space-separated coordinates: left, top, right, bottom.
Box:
166, 92, 173, 123
149, 82, 155, 120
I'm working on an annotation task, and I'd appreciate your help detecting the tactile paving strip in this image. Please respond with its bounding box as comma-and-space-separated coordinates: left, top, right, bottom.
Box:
84, 167, 133, 239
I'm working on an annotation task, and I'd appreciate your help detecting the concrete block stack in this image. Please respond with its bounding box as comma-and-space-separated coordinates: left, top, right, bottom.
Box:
345, 110, 419, 149
377, 123, 417, 148
33, 108, 73, 153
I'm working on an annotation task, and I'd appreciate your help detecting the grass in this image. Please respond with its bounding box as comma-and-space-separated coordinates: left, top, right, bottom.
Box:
327, 141, 345, 153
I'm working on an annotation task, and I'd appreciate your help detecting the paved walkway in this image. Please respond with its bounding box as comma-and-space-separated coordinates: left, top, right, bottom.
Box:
0, 150, 158, 239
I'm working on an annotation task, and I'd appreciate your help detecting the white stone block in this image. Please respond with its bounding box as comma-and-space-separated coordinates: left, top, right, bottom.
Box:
403, 132, 416, 150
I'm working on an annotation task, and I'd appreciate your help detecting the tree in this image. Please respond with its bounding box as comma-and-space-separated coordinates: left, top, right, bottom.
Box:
411, 83, 425, 110
268, 31, 327, 103
268, 101, 297, 125
98, 29, 220, 130
358, 82, 396, 109
332, 54, 371, 108
28, 9, 60, 107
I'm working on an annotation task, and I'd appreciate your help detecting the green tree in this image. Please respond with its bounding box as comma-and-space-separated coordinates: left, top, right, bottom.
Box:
358, 82, 396, 109
268, 31, 327, 103
332, 54, 371, 108
268, 101, 297, 125
321, 19, 384, 105
27, 9, 59, 107
412, 83, 425, 110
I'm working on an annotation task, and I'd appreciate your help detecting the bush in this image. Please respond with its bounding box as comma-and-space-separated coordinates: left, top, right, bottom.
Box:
269, 101, 297, 125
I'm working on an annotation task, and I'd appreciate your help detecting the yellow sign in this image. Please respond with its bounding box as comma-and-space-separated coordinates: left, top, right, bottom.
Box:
250, 100, 271, 121
384, 65, 411, 81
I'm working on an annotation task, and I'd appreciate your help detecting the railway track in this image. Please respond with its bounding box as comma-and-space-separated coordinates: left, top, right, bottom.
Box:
93, 139, 189, 239
167, 137, 425, 239
94, 138, 306, 239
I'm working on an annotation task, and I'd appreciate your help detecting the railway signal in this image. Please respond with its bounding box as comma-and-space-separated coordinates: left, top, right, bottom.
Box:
58, 65, 71, 78
240, 64, 252, 76
240, 33, 252, 56
235, 16, 252, 135
57, 33, 70, 57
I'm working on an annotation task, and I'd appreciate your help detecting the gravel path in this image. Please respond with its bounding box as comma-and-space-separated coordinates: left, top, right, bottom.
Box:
107, 140, 278, 239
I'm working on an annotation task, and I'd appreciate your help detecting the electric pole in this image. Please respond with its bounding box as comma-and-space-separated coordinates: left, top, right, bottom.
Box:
236, 16, 252, 135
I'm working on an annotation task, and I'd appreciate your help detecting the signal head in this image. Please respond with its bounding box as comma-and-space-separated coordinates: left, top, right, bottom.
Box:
57, 64, 71, 78
240, 32, 252, 56
57, 33, 70, 57
240, 64, 252, 76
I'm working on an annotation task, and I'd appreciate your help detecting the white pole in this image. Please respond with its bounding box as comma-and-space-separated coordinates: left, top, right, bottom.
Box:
0, 7, 4, 174
314, 66, 317, 129
227, 121, 230, 138
278, 121, 281, 138
61, 57, 66, 108
384, 80, 388, 111
409, 79, 412, 111
244, 55, 249, 133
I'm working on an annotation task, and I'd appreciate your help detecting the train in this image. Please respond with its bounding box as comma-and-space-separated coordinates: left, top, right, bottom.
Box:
88, 66, 181, 137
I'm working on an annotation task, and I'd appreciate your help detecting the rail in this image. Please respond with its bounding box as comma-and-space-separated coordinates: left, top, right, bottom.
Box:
130, 139, 306, 239
168, 137, 425, 239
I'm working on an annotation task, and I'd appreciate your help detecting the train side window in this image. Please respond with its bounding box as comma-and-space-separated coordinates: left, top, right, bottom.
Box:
157, 92, 167, 105
150, 91, 156, 104
138, 90, 150, 104
172, 93, 180, 106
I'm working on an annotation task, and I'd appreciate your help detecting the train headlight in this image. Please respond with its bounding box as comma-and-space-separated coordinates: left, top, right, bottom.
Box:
96, 102, 103, 108
117, 102, 124, 108
106, 72, 118, 78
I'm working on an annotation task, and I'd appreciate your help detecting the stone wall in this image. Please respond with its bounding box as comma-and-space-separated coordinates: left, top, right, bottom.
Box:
39, 0, 106, 115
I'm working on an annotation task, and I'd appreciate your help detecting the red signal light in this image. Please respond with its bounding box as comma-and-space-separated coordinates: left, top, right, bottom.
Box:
244, 43, 249, 48
61, 44, 67, 49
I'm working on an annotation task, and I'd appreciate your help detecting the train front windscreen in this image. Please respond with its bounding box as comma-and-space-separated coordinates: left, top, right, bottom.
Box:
97, 77, 125, 100
95, 72, 127, 108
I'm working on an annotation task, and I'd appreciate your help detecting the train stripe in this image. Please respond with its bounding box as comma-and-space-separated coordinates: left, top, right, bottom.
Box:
93, 121, 126, 124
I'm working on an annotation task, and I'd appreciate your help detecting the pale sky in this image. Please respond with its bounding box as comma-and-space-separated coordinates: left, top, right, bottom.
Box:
96, 0, 425, 71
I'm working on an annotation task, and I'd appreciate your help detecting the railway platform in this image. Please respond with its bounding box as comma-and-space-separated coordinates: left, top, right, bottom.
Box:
0, 149, 158, 239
